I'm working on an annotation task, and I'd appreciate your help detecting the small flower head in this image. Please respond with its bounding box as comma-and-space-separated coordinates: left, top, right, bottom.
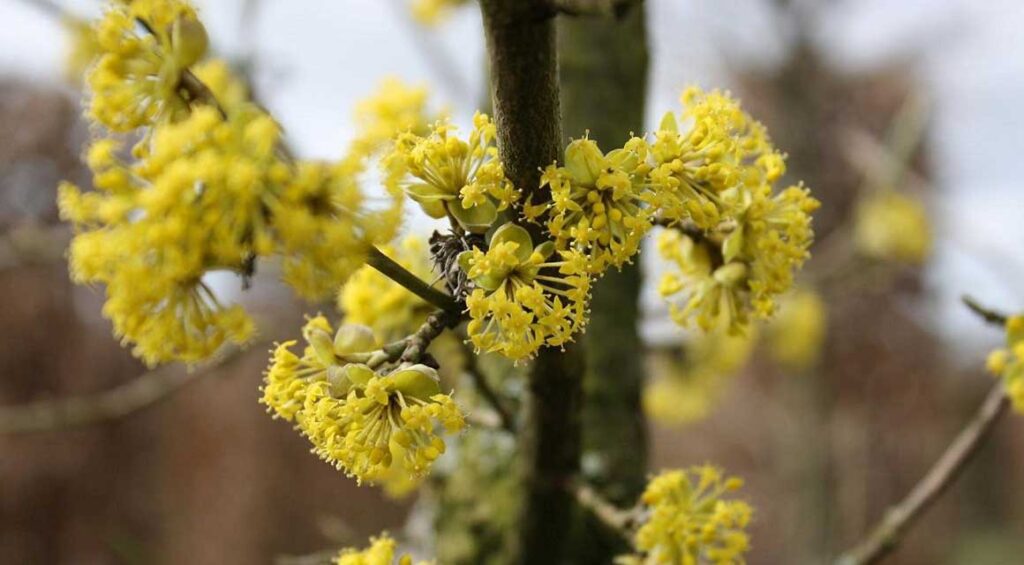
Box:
621, 467, 753, 565
263, 317, 465, 484
540, 136, 653, 274
460, 223, 591, 361
334, 532, 431, 565
986, 315, 1024, 414
766, 288, 827, 372
88, 0, 207, 131
349, 78, 435, 161
384, 113, 517, 233
648, 87, 786, 230
854, 191, 932, 265
411, 0, 469, 26
644, 324, 757, 426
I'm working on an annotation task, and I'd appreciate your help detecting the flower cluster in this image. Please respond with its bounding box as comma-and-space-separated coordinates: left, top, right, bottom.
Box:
384, 113, 517, 233
411, 0, 470, 26
619, 466, 753, 565
60, 0, 402, 365
87, 0, 206, 131
644, 324, 757, 426
537, 137, 653, 273
765, 288, 827, 372
339, 236, 437, 341
262, 316, 465, 484
460, 223, 591, 361
854, 191, 932, 265
985, 315, 1024, 414
334, 532, 431, 565
349, 78, 436, 162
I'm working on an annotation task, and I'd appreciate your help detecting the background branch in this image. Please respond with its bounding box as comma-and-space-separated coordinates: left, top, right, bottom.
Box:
835, 382, 1009, 565
0, 345, 258, 434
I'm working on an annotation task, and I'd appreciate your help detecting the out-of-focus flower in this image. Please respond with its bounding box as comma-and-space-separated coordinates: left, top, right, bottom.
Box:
334, 532, 432, 565
644, 322, 757, 426
765, 288, 827, 372
88, 0, 207, 131
339, 235, 437, 341
411, 0, 469, 26
618, 466, 753, 565
854, 191, 932, 265
986, 315, 1024, 414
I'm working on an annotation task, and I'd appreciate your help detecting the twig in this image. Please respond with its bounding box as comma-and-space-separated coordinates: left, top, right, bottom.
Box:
0, 345, 257, 434
574, 483, 639, 536
834, 382, 1009, 565
962, 295, 1009, 327
366, 246, 462, 316
551, 0, 642, 18
461, 342, 516, 432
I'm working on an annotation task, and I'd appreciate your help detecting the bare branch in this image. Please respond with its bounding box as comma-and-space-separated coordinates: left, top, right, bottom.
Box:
366, 247, 462, 316
0, 345, 258, 434
461, 342, 516, 432
835, 382, 1010, 565
962, 295, 1009, 327
574, 483, 639, 538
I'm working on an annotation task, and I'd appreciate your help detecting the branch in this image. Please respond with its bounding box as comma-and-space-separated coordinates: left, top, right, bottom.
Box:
835, 382, 1009, 565
462, 342, 516, 432
962, 295, 1009, 327
551, 0, 642, 18
366, 246, 462, 316
0, 345, 257, 434
574, 483, 639, 538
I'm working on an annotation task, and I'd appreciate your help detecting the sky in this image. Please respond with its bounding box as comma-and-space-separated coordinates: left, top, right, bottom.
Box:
1, 0, 1022, 356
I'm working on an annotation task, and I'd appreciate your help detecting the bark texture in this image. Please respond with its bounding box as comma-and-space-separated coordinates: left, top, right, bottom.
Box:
558, 4, 650, 560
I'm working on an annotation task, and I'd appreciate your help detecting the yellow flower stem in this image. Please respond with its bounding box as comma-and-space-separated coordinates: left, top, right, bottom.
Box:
365, 246, 461, 316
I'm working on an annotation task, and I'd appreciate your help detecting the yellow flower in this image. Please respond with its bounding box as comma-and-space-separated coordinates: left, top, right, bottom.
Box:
59, 105, 287, 365
62, 16, 102, 85
644, 324, 757, 426
87, 0, 207, 131
460, 223, 591, 361
766, 288, 827, 372
275, 160, 401, 299
620, 467, 753, 565
411, 0, 469, 26
540, 136, 653, 274
648, 87, 785, 231
263, 317, 465, 484
349, 78, 436, 163
384, 113, 516, 233
192, 58, 250, 114
657, 229, 750, 333
334, 532, 432, 565
854, 191, 932, 264
986, 315, 1024, 414
339, 236, 437, 341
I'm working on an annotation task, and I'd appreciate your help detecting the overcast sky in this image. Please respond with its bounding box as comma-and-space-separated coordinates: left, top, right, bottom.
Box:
2, 0, 1022, 356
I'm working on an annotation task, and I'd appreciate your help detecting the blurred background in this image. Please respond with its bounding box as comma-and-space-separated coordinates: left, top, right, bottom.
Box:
1, 0, 1023, 563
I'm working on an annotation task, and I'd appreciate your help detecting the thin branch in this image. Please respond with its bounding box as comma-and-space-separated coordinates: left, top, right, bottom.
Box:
835, 382, 1010, 565
574, 483, 639, 538
962, 295, 1009, 327
461, 342, 516, 432
366, 246, 462, 316
551, 0, 642, 18
0, 345, 257, 434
